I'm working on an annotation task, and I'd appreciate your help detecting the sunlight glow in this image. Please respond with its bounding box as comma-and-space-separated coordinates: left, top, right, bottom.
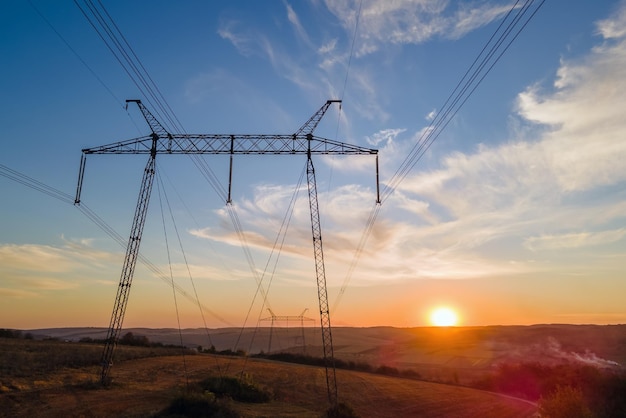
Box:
430, 307, 458, 327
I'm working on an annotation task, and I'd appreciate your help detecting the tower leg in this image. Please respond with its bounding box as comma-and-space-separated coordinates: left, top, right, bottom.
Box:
100, 152, 156, 384
306, 156, 338, 406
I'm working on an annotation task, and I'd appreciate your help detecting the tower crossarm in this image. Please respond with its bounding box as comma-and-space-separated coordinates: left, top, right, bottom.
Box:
295, 99, 341, 136
126, 99, 169, 138
260, 315, 316, 322
81, 134, 377, 155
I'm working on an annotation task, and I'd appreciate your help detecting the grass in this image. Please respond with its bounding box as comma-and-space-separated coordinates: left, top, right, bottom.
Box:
0, 337, 537, 417
0, 337, 189, 378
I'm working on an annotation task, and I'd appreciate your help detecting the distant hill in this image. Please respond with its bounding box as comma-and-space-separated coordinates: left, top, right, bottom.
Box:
27, 324, 626, 385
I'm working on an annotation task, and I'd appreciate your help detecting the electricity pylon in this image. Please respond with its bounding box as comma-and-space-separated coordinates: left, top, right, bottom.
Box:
75, 100, 379, 404
261, 308, 315, 353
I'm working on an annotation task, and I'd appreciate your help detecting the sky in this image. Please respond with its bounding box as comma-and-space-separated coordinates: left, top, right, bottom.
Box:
1, 0, 625, 330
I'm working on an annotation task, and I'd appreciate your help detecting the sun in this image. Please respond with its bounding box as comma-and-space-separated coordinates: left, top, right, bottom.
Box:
430, 307, 459, 327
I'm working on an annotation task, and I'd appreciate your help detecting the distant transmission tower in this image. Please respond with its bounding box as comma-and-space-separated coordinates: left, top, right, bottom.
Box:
260, 308, 315, 353
75, 99, 379, 406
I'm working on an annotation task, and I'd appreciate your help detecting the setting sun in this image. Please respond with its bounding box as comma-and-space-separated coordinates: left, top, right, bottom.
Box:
430, 307, 459, 327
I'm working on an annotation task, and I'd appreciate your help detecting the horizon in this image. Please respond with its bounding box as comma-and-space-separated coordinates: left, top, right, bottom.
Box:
19, 322, 626, 333
1, 1, 625, 330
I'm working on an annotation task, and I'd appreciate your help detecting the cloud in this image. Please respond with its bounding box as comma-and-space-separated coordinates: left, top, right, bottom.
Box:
325, 0, 514, 56
596, 1, 626, 39
318, 38, 338, 55
365, 128, 406, 147
217, 3, 626, 284
0, 239, 119, 296
166, 262, 245, 282
285, 1, 314, 48
0, 243, 76, 273
524, 229, 626, 251
0, 287, 39, 298
217, 19, 252, 56
386, 4, 626, 276
194, 3, 626, 286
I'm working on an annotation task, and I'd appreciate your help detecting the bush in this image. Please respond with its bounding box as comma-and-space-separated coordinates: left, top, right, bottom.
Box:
326, 402, 359, 418
0, 329, 23, 339
199, 376, 270, 403
473, 362, 626, 417
375, 365, 399, 376
156, 392, 239, 418
539, 386, 594, 418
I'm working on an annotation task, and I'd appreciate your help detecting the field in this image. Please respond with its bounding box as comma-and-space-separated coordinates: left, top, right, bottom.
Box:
0, 337, 537, 417
29, 324, 626, 385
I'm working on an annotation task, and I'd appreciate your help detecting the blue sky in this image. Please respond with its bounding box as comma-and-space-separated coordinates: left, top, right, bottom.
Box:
1, 0, 625, 329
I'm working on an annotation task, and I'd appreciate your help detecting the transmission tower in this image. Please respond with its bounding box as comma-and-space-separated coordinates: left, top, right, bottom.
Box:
75, 99, 379, 405
261, 308, 315, 353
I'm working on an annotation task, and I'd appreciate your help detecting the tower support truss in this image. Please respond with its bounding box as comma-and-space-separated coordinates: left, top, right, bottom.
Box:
306, 151, 337, 404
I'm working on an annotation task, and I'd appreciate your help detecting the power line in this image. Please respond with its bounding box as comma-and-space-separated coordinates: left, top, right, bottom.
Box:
340, 0, 363, 102
333, 0, 547, 312
73, 0, 182, 133
156, 171, 190, 389
0, 162, 233, 326
383, 0, 546, 202
27, 0, 124, 108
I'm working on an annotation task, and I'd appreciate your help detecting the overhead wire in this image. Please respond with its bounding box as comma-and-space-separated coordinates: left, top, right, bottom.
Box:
73, 0, 182, 132
333, 0, 546, 312
225, 162, 307, 376
240, 163, 307, 365
27, 0, 124, 108
156, 169, 190, 389
382, 0, 546, 202
94, 0, 182, 131
73, 0, 222, 285
0, 162, 232, 326
73, 0, 282, 361
328, 0, 364, 194
339, 0, 363, 103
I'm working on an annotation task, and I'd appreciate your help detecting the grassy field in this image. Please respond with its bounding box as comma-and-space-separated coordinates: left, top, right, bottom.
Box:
31, 324, 626, 386
0, 337, 536, 417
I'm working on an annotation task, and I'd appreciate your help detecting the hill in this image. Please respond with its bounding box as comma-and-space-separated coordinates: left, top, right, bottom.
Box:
28, 324, 626, 384
0, 337, 536, 417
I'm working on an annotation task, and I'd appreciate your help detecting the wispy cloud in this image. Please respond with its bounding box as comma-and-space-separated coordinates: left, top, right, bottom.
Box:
365, 128, 406, 146
199, 4, 626, 285
325, 0, 514, 56
0, 239, 119, 297
387, 5, 626, 275
217, 19, 252, 56
285, 1, 314, 48
524, 229, 626, 251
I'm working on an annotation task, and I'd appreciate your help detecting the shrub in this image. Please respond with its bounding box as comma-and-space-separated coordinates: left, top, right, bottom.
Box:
539, 385, 594, 418
156, 392, 239, 418
199, 376, 270, 403
326, 402, 359, 418
375, 365, 400, 376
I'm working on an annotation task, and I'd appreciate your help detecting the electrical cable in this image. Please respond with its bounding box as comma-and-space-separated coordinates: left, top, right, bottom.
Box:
157, 169, 225, 376
156, 170, 190, 389
27, 0, 124, 109
72, 0, 258, 368
333, 0, 546, 312
0, 162, 233, 326
73, 0, 180, 133
340, 0, 363, 103
238, 163, 307, 374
